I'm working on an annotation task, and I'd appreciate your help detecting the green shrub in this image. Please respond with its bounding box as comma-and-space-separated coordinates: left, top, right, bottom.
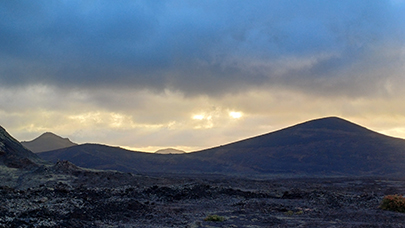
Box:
204, 214, 225, 222
284, 210, 294, 216
380, 195, 405, 213
295, 210, 304, 215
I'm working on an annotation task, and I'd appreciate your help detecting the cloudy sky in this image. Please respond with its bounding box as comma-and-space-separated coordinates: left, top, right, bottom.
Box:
1, 0, 405, 152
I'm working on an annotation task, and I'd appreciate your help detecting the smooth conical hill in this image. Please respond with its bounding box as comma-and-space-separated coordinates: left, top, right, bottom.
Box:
21, 132, 77, 153
191, 117, 405, 175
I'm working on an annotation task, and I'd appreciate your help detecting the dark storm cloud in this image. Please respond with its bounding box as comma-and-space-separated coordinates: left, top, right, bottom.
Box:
0, 0, 404, 96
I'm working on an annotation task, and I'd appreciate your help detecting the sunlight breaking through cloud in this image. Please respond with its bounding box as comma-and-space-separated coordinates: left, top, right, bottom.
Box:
192, 115, 205, 120
229, 112, 243, 119
0, 1, 405, 151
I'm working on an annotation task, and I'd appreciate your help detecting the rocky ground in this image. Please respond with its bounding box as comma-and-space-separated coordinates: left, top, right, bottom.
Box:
0, 162, 405, 227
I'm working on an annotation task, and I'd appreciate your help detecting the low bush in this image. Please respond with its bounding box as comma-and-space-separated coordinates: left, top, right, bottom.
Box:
284, 210, 294, 216
380, 195, 405, 213
204, 214, 225, 222
295, 210, 304, 215
284, 210, 303, 216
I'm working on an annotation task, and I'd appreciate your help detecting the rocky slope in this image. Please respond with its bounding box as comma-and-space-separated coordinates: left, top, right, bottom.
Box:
0, 126, 44, 169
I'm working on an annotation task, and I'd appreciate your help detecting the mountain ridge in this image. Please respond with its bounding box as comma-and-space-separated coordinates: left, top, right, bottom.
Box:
38, 117, 405, 176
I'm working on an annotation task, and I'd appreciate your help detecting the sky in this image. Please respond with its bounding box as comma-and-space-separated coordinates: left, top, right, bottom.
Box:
1, 0, 405, 152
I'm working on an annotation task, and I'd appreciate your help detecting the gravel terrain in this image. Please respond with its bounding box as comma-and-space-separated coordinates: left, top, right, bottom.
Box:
1, 162, 405, 227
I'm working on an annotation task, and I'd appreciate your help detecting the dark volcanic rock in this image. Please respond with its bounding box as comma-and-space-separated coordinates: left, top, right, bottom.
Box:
51, 160, 83, 174
1, 176, 405, 227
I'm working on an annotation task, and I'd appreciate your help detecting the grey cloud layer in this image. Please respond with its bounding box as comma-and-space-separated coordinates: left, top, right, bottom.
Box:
1, 0, 404, 97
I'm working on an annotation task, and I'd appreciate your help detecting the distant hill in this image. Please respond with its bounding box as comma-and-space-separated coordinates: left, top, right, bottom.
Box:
0, 126, 45, 169
155, 148, 186, 154
38, 117, 405, 176
21, 132, 77, 153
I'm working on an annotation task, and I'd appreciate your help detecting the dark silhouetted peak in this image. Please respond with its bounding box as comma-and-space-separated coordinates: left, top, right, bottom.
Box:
155, 148, 186, 154
22, 132, 77, 153
0, 126, 43, 169
191, 116, 405, 175
292, 116, 371, 134
40, 132, 62, 138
